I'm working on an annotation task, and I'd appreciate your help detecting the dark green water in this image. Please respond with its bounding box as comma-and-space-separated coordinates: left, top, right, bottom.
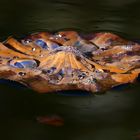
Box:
0, 0, 140, 140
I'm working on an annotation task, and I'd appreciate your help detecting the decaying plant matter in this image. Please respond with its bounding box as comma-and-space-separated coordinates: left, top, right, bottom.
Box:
0, 31, 140, 93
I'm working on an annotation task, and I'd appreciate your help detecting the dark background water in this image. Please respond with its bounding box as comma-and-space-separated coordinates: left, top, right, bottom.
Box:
0, 0, 140, 140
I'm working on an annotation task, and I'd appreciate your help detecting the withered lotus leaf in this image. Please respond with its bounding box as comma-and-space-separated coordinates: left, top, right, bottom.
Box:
0, 31, 140, 93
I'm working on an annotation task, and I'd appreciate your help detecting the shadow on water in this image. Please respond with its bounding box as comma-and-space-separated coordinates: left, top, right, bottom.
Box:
0, 0, 140, 140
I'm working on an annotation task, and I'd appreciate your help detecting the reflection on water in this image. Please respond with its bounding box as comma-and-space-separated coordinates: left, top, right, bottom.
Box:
1, 83, 140, 140
0, 0, 140, 140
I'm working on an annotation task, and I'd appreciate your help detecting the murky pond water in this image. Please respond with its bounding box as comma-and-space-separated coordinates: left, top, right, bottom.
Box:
0, 0, 140, 140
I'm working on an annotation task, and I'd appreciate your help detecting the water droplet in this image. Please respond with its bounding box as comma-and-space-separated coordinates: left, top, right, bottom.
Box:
14, 62, 24, 68
51, 67, 56, 70
32, 48, 36, 51
58, 34, 62, 37
40, 54, 44, 57
35, 40, 48, 49
44, 67, 56, 74
26, 40, 31, 43
51, 43, 60, 50
18, 72, 26, 76
13, 56, 19, 59
74, 41, 81, 47
13, 60, 37, 69
21, 39, 32, 45
57, 69, 65, 76
78, 73, 86, 79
